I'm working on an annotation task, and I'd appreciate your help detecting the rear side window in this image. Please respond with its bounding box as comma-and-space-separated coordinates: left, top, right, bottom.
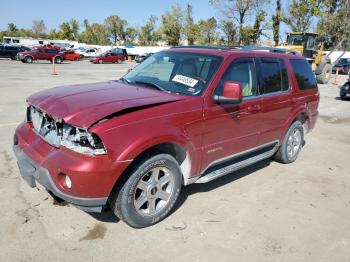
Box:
260, 58, 289, 94
289, 59, 317, 89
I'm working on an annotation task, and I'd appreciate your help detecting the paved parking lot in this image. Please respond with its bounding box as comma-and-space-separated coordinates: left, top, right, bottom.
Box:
0, 58, 350, 262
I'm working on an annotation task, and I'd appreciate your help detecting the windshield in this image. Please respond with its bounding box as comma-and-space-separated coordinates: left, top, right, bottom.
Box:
337, 58, 350, 65
122, 51, 222, 96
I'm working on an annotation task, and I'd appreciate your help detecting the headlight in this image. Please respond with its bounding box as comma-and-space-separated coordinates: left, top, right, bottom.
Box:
61, 124, 106, 155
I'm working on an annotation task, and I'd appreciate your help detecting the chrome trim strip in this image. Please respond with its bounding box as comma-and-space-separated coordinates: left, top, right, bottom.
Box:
195, 145, 279, 184
201, 140, 279, 175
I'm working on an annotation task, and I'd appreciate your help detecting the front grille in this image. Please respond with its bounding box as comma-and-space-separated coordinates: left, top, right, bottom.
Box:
28, 106, 61, 147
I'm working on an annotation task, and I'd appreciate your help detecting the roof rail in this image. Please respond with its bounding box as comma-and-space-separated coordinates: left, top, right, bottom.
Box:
171, 45, 234, 50
241, 45, 298, 55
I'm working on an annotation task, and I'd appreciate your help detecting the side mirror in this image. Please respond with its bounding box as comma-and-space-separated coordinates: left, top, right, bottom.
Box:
213, 81, 242, 104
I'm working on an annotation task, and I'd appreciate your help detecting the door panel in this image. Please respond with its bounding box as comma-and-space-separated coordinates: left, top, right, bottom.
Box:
257, 57, 293, 144
202, 57, 261, 172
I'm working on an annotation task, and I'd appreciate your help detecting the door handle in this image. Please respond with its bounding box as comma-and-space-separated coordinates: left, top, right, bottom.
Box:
247, 105, 261, 112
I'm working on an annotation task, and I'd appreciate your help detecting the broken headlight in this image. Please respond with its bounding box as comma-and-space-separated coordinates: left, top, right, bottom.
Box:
61, 124, 106, 155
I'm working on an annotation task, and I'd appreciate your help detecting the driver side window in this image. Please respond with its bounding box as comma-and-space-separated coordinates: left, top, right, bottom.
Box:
215, 58, 257, 97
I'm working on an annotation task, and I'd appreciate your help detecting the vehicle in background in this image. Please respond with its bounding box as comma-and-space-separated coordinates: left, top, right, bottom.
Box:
110, 47, 128, 57
78, 48, 102, 58
333, 58, 350, 74
135, 53, 154, 63
340, 80, 350, 100
0, 44, 31, 60
89, 51, 125, 64
13, 46, 320, 228
18, 48, 66, 63
34, 44, 61, 51
63, 50, 81, 61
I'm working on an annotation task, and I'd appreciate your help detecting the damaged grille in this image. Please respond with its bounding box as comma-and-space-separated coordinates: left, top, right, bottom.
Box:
27, 105, 61, 146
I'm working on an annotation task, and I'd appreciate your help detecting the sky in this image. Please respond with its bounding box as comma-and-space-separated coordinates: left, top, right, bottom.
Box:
0, 0, 294, 40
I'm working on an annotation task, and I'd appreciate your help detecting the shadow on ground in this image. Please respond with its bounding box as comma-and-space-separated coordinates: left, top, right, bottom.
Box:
89, 159, 272, 224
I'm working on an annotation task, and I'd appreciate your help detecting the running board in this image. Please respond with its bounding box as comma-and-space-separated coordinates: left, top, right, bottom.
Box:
195, 146, 278, 184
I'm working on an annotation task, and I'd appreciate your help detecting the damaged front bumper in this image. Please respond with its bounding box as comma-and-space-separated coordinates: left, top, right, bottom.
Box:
13, 145, 108, 212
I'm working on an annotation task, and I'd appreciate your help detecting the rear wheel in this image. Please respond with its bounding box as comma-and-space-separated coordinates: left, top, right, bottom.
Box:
274, 120, 304, 164
111, 154, 182, 228
316, 63, 332, 84
99, 59, 103, 64
55, 56, 63, 64
117, 59, 122, 64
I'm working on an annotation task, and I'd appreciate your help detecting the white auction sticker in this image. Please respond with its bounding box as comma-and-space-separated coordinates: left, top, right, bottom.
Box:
172, 74, 198, 87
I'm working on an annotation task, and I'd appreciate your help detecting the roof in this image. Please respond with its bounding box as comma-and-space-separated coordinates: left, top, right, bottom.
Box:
169, 45, 302, 58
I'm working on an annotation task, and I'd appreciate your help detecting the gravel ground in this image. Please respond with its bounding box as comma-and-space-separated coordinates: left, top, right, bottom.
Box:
0, 58, 349, 262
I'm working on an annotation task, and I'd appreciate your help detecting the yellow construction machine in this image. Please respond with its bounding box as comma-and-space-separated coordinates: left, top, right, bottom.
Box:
278, 32, 332, 84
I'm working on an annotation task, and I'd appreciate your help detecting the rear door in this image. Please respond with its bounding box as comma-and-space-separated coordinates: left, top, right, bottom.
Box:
257, 57, 294, 145
202, 57, 261, 171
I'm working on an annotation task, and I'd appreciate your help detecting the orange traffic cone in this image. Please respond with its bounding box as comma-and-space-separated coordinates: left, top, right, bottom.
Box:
51, 56, 58, 75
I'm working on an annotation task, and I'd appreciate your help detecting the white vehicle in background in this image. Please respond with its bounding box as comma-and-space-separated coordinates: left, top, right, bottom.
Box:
75, 47, 102, 58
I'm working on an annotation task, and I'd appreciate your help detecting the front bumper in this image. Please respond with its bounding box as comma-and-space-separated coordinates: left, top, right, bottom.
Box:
13, 122, 131, 212
14, 145, 107, 212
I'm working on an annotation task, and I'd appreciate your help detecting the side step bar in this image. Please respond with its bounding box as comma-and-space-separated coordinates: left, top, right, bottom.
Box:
195, 145, 278, 184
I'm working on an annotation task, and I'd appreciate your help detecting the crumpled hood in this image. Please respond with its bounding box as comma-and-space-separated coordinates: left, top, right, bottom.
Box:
27, 81, 185, 128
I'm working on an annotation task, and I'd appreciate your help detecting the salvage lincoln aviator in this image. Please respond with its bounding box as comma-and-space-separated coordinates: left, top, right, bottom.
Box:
13, 46, 319, 228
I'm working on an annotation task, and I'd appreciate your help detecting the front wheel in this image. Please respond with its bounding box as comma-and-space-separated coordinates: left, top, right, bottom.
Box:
111, 154, 182, 228
274, 120, 304, 164
24, 56, 33, 63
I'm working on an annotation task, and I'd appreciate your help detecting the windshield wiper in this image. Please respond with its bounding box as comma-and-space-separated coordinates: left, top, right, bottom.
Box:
134, 81, 166, 91
119, 77, 130, 84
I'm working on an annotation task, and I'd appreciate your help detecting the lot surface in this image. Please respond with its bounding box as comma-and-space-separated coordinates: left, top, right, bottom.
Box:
0, 58, 350, 262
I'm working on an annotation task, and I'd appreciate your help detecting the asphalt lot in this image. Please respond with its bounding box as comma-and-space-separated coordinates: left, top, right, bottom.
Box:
0, 58, 350, 262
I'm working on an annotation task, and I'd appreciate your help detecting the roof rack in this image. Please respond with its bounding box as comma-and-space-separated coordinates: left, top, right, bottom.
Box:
241, 45, 298, 55
171, 45, 298, 55
171, 45, 234, 50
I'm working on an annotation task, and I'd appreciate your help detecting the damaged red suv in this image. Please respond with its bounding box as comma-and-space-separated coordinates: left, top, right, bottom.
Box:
13, 47, 319, 228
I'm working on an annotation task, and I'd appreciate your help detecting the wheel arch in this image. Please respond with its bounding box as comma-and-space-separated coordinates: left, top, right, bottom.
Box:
107, 140, 192, 205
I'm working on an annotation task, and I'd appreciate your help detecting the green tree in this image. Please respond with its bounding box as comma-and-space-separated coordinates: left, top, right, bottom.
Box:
184, 4, 199, 45
272, 0, 281, 45
221, 20, 236, 45
125, 27, 138, 44
210, 0, 268, 45
282, 0, 320, 32
104, 15, 127, 44
7, 23, 18, 34
161, 5, 184, 46
198, 17, 218, 44
32, 20, 46, 38
139, 16, 158, 45
318, 0, 350, 49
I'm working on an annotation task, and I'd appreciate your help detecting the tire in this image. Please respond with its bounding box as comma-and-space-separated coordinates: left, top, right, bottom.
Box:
10, 56, 16, 60
55, 56, 63, 64
111, 154, 182, 228
117, 59, 122, 64
274, 120, 304, 164
99, 59, 103, 64
25, 56, 33, 63
316, 63, 332, 84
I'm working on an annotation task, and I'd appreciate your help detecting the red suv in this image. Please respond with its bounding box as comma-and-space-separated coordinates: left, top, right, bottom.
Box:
18, 48, 66, 63
13, 47, 319, 228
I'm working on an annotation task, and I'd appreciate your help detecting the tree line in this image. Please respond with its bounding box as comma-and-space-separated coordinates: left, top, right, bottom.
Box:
1, 0, 349, 48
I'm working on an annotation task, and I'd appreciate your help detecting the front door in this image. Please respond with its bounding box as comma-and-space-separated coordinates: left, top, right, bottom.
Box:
202, 57, 261, 172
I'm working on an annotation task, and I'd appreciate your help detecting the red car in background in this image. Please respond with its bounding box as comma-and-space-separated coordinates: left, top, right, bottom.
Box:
63, 50, 81, 61
18, 48, 66, 63
90, 52, 125, 64
35, 44, 61, 51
